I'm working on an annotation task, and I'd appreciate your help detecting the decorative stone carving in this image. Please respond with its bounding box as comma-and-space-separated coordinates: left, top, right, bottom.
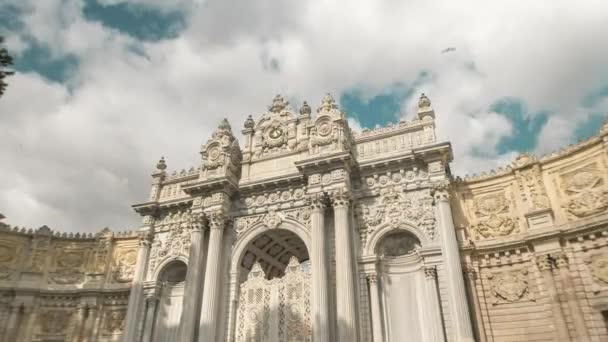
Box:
112, 247, 138, 283
377, 231, 420, 257
585, 253, 608, 286
103, 308, 127, 334
357, 187, 435, 245
201, 118, 242, 179
50, 248, 86, 285
487, 269, 533, 304
235, 215, 263, 236
284, 207, 312, 227
0, 241, 18, 280
560, 162, 608, 218
516, 164, 550, 210
308, 94, 352, 154
39, 309, 72, 334
470, 192, 519, 239
263, 209, 283, 229
90, 228, 112, 274
236, 262, 271, 342
424, 266, 438, 280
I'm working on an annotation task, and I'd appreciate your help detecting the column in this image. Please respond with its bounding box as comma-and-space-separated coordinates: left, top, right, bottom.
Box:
331, 189, 358, 342
555, 253, 589, 342
423, 266, 446, 342
367, 273, 383, 342
464, 265, 487, 342
71, 304, 87, 342
198, 211, 225, 342
141, 296, 159, 342
536, 255, 569, 341
122, 233, 152, 342
310, 192, 330, 342
3, 305, 20, 342
434, 188, 474, 342
82, 305, 98, 342
178, 215, 207, 342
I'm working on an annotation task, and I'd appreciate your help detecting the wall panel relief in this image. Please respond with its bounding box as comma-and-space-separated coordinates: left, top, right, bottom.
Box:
469, 191, 519, 240
585, 252, 608, 292
49, 247, 88, 285
559, 162, 608, 219
486, 268, 534, 305
356, 187, 435, 247
112, 246, 138, 283
0, 240, 21, 280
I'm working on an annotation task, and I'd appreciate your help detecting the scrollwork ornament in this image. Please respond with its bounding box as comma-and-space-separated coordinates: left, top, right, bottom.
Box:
263, 210, 283, 229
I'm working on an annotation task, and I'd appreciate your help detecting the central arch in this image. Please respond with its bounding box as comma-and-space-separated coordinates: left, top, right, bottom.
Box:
227, 219, 313, 342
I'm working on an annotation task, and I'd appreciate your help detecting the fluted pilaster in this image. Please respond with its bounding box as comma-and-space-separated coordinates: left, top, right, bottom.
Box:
198, 211, 226, 342
141, 296, 159, 342
309, 192, 330, 342
331, 189, 359, 342
434, 188, 474, 342
122, 233, 152, 342
555, 253, 589, 342
536, 255, 569, 342
179, 214, 207, 342
423, 266, 445, 342
367, 273, 383, 342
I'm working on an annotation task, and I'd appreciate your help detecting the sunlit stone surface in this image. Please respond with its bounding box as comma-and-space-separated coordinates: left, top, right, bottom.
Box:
1, 94, 608, 342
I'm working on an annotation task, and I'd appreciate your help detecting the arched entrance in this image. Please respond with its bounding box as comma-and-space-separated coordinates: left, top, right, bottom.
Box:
234, 228, 311, 342
153, 259, 187, 342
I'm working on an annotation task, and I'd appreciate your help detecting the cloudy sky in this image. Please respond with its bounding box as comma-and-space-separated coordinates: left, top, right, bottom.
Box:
0, 0, 607, 232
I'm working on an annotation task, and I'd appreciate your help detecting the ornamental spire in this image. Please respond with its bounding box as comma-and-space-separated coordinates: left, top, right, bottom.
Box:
417, 93, 435, 120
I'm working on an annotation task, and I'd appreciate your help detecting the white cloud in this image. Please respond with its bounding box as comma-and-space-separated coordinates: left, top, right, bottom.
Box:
1, 0, 608, 231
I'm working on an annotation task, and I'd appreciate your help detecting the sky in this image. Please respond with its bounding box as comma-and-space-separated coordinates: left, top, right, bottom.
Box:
0, 0, 607, 233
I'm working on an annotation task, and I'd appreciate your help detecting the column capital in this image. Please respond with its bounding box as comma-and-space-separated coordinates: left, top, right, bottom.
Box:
424, 266, 438, 280
329, 188, 351, 208
432, 183, 451, 202
306, 192, 327, 210
206, 210, 227, 230
366, 273, 378, 284
552, 252, 569, 269
138, 232, 153, 248
535, 254, 553, 271
189, 212, 208, 232
463, 264, 477, 279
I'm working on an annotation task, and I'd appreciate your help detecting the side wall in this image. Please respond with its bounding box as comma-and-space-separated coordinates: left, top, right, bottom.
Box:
453, 129, 608, 342
0, 224, 137, 342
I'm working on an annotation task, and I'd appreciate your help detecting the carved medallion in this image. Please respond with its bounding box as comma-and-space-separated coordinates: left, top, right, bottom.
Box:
470, 192, 518, 239
560, 163, 608, 218
487, 269, 531, 304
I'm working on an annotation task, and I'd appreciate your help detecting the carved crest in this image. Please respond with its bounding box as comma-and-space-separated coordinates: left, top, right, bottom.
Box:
470, 192, 519, 239
560, 163, 608, 218
487, 269, 532, 304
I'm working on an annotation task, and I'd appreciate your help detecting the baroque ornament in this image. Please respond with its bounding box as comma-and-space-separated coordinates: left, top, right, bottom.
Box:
560, 163, 608, 218
586, 254, 608, 286
112, 248, 138, 283
487, 269, 532, 304
357, 186, 435, 246
470, 192, 519, 239
50, 249, 86, 285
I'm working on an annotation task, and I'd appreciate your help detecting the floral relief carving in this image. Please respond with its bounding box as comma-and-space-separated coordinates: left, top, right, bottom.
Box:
516, 164, 550, 210
103, 308, 127, 334
49, 248, 86, 285
470, 192, 519, 240
357, 187, 435, 246
560, 163, 608, 219
585, 253, 608, 287
487, 269, 533, 304
263, 209, 284, 229
112, 247, 138, 283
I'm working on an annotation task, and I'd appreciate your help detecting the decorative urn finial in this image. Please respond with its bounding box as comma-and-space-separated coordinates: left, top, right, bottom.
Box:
299, 101, 311, 115
418, 93, 431, 109
318, 93, 338, 112
269, 94, 289, 113
244, 115, 254, 129
156, 156, 167, 171
218, 118, 232, 131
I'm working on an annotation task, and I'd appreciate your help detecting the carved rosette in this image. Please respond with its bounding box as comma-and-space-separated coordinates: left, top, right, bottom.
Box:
560, 163, 608, 219
470, 192, 519, 240
487, 269, 533, 304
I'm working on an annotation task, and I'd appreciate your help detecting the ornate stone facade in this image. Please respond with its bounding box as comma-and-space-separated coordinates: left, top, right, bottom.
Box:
1, 94, 608, 342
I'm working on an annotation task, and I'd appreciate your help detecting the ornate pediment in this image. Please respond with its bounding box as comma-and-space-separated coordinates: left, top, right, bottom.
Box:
248, 95, 299, 159
201, 119, 242, 179
357, 187, 435, 246
308, 94, 353, 154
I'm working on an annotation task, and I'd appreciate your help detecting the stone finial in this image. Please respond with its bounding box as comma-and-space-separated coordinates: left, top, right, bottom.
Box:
248, 261, 266, 279
416, 93, 435, 120
243, 115, 254, 129
218, 118, 232, 132
156, 156, 167, 171
269, 94, 289, 113
512, 153, 536, 168
318, 93, 338, 112
418, 93, 431, 109
299, 101, 311, 115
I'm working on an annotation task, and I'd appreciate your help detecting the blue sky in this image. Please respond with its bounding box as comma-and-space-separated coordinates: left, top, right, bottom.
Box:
0, 0, 607, 231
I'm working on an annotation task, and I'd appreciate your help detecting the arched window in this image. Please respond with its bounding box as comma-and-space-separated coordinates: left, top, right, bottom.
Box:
158, 260, 187, 283
376, 230, 420, 257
